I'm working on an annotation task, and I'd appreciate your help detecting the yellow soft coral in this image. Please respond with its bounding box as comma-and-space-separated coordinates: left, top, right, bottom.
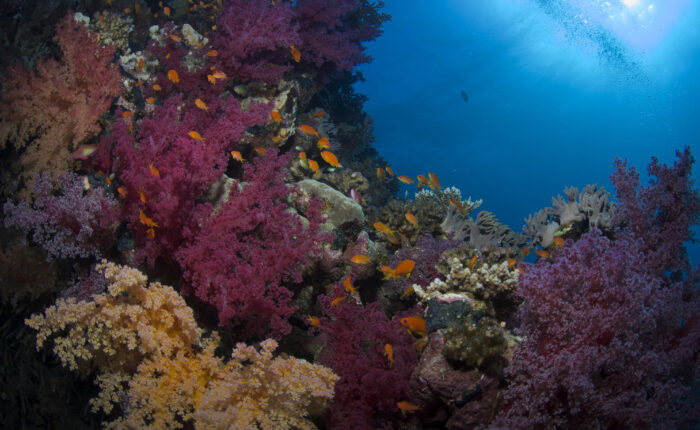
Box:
25, 260, 200, 375
26, 261, 338, 429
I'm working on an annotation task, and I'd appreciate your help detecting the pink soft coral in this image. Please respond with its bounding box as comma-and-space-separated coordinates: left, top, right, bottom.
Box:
176, 150, 328, 338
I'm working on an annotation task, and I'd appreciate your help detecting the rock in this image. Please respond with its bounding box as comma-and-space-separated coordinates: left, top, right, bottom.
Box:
295, 179, 364, 231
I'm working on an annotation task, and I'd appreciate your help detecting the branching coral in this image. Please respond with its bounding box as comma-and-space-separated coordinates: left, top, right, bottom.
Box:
0, 12, 121, 186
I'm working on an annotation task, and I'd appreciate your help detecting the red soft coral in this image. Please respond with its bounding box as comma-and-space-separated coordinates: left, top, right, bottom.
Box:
176, 150, 329, 339
0, 12, 121, 186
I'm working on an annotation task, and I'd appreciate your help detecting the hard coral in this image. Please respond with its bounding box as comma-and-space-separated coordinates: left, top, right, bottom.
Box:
176, 150, 329, 339
0, 12, 121, 187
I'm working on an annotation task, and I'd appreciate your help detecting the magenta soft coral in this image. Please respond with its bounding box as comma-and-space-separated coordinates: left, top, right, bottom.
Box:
316, 282, 420, 430
98, 95, 271, 265
176, 150, 328, 339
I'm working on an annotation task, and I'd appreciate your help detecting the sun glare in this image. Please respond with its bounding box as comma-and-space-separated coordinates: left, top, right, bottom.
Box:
622, 0, 640, 8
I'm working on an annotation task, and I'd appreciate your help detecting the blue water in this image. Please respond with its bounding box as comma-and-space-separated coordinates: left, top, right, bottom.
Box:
356, 0, 700, 264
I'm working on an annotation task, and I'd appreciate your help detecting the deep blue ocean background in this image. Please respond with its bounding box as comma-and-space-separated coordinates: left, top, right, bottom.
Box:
355, 0, 700, 265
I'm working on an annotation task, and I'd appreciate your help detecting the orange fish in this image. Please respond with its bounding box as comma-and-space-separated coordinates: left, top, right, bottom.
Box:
167, 69, 179, 83
377, 167, 386, 182
414, 338, 427, 352
317, 137, 330, 149
400, 316, 427, 336
553, 237, 564, 247
195, 98, 208, 111
153, 84, 162, 91
123, 7, 131, 14
428, 172, 441, 191
117, 186, 127, 198
298, 124, 318, 136
290, 45, 301, 62
385, 166, 395, 176
331, 297, 345, 307
350, 254, 371, 264
416, 174, 429, 189
135, 1, 141, 14
137, 57, 144, 73
308, 159, 319, 174
188, 130, 204, 141
139, 209, 158, 227
320, 150, 339, 167
343, 275, 357, 294
146, 227, 155, 239
230, 150, 245, 162
401, 285, 414, 298
405, 212, 418, 227
384, 343, 394, 368
298, 151, 307, 161
170, 34, 180, 42
212, 70, 227, 80
535, 250, 549, 259
206, 49, 218, 57
146, 97, 156, 103
165, 53, 171, 59
134, 80, 143, 87
270, 111, 281, 122
397, 175, 414, 184
306, 315, 321, 328
253, 146, 266, 156
450, 198, 471, 215
469, 255, 478, 270
384, 259, 415, 280
122, 110, 132, 118
521, 246, 531, 256
148, 163, 160, 178
163, 6, 171, 16
104, 176, 112, 186
312, 110, 324, 118
373, 222, 393, 236
138, 190, 147, 203
272, 136, 282, 143
507, 258, 517, 268
397, 401, 421, 415
207, 74, 217, 84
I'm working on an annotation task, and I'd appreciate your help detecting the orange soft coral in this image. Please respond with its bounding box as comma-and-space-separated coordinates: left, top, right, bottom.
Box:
0, 12, 121, 188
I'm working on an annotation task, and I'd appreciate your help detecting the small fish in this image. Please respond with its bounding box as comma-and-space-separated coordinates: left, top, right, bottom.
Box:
298, 124, 318, 136
385, 259, 415, 280
137, 58, 144, 73
188, 130, 204, 141
270, 111, 282, 122
298, 151, 307, 161
349, 189, 361, 204
306, 315, 321, 328
397, 401, 421, 415
400, 285, 414, 298
253, 146, 266, 156
117, 186, 127, 198
414, 338, 427, 352
400, 316, 427, 336
122, 110, 132, 118
212, 70, 227, 80
469, 255, 478, 270
207, 74, 217, 84
373, 222, 394, 236
134, 80, 143, 88
385, 166, 395, 176
450, 198, 471, 215
233, 84, 249, 96
377, 167, 386, 182
460, 90, 469, 103
317, 137, 330, 149
290, 45, 301, 62
384, 343, 394, 368
428, 172, 441, 191
165, 53, 171, 59
123, 7, 131, 14
139, 209, 158, 227
320, 150, 339, 167
397, 175, 414, 184
331, 296, 345, 307
343, 275, 357, 294
153, 84, 162, 91
104, 176, 112, 186
71, 144, 97, 160
312, 110, 324, 118
350, 254, 371, 264
416, 175, 429, 189
170, 34, 180, 42
230, 150, 245, 162
134, 2, 141, 14
206, 49, 218, 57
146, 227, 155, 239
553, 237, 564, 247
521, 246, 531, 256
195, 98, 208, 111
163, 5, 171, 16
148, 163, 160, 178
405, 212, 418, 227
146, 96, 156, 103
535, 249, 549, 259
167, 69, 179, 83
507, 258, 517, 268
138, 190, 147, 203
308, 159, 319, 174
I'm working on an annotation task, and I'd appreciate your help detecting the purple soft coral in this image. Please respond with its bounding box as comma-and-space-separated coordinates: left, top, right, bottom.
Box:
176, 150, 328, 339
